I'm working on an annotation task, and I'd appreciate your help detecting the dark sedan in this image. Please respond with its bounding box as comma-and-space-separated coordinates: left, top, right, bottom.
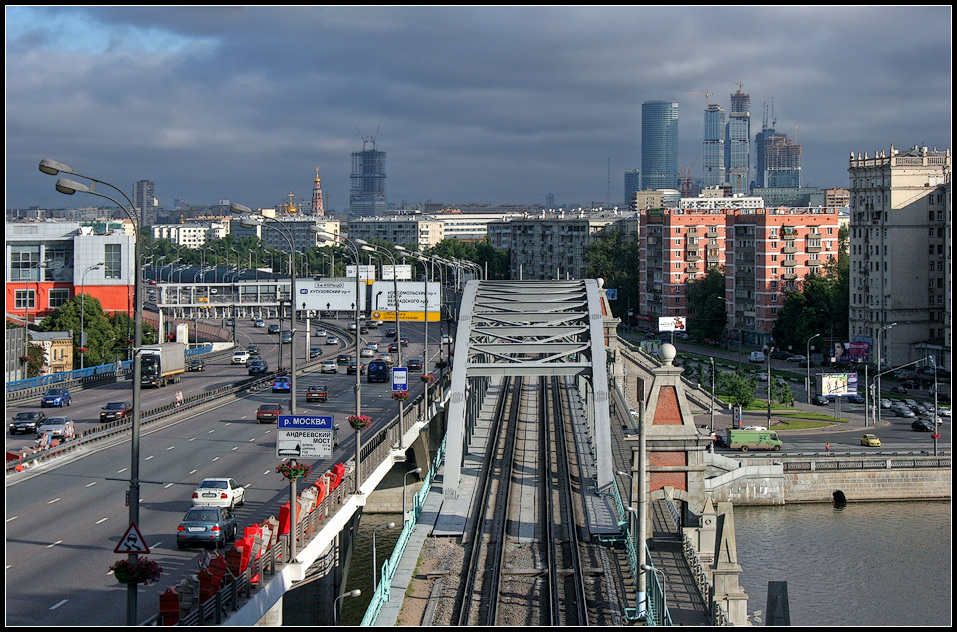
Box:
100, 401, 133, 422
9, 411, 47, 435
911, 420, 935, 432
811, 395, 831, 406
248, 360, 269, 375
187, 359, 206, 372
176, 506, 238, 549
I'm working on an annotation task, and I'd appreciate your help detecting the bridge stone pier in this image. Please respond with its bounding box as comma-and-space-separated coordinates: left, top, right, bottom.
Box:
621, 343, 750, 625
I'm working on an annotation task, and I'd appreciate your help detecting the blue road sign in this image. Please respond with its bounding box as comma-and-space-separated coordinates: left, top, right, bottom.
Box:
392, 367, 409, 391
278, 415, 334, 429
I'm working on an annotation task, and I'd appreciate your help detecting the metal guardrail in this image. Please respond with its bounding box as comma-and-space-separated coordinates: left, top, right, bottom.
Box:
779, 454, 951, 472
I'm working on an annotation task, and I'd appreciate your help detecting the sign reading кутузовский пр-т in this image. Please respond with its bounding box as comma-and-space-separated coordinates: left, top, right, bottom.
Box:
277, 415, 334, 459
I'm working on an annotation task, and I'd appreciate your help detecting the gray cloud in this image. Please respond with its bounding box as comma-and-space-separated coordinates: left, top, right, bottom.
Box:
6, 6, 951, 211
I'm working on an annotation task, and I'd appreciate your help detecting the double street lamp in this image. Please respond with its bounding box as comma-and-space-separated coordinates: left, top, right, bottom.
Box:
875, 323, 898, 426
40, 158, 144, 626
805, 333, 821, 404
79, 262, 105, 370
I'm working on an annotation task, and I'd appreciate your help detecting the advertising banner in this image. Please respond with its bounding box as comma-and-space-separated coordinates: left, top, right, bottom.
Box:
658, 316, 687, 332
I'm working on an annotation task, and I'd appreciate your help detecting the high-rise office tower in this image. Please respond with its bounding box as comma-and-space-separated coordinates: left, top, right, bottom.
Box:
133, 180, 155, 215
702, 103, 726, 188
624, 169, 641, 209
755, 102, 802, 188
349, 140, 387, 217
726, 85, 751, 194
641, 100, 679, 190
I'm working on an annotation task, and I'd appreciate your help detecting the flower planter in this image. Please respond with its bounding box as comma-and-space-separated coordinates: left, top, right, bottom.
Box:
114, 569, 138, 584
348, 415, 372, 431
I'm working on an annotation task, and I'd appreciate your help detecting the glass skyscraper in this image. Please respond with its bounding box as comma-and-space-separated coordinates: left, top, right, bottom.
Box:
702, 104, 726, 188
349, 140, 387, 217
641, 100, 679, 191
726, 87, 751, 194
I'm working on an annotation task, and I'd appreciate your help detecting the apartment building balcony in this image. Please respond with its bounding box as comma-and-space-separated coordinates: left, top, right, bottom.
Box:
686, 252, 701, 261
807, 258, 823, 267
706, 229, 720, 238
782, 272, 798, 280
783, 259, 798, 267
806, 245, 822, 253
685, 264, 698, 273
782, 246, 797, 255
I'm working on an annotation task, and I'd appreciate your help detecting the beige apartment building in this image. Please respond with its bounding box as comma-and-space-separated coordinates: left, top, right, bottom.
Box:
848, 145, 951, 371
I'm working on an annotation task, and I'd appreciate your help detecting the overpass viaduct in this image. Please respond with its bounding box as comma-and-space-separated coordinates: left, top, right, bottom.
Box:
148, 279, 747, 626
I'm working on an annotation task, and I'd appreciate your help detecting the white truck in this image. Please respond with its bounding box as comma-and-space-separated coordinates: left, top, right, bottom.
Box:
140, 343, 187, 388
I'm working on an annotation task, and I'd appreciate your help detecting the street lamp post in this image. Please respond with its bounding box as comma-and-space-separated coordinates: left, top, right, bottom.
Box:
805, 333, 821, 404
640, 564, 667, 623
402, 467, 423, 523
79, 262, 104, 370
766, 346, 775, 427
709, 357, 716, 447
334, 589, 361, 625
931, 356, 940, 456
41, 159, 144, 626
315, 230, 364, 494
875, 323, 897, 427
372, 521, 396, 591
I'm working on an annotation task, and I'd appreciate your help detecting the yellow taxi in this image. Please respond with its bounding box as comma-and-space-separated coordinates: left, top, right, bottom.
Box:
860, 433, 882, 447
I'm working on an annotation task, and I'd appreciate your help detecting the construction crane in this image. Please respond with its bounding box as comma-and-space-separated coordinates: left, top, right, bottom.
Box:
688, 91, 714, 108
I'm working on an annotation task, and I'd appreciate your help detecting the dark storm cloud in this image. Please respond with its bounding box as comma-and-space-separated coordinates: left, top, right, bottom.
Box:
6, 6, 951, 211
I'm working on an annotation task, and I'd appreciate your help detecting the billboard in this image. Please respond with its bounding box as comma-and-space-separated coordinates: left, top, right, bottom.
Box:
816, 372, 860, 397
369, 281, 441, 322
833, 341, 870, 363
658, 316, 687, 332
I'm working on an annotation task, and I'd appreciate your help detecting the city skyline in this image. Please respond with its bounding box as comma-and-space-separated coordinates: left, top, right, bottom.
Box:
6, 6, 951, 211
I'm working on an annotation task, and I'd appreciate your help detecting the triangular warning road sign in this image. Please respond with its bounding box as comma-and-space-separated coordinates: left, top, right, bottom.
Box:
114, 522, 150, 554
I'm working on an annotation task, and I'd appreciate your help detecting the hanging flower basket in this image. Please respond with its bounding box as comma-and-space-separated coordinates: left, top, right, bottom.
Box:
392, 390, 410, 401
348, 414, 372, 431
110, 557, 163, 585
276, 461, 312, 480
420, 373, 436, 384
435, 360, 448, 370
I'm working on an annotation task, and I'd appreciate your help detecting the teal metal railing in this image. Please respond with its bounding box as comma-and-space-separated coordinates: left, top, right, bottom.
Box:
360, 433, 448, 626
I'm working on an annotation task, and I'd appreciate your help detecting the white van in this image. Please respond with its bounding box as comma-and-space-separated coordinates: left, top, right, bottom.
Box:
748, 351, 766, 363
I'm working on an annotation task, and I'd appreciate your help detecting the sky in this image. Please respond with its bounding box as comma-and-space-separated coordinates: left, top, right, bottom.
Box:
5, 6, 952, 213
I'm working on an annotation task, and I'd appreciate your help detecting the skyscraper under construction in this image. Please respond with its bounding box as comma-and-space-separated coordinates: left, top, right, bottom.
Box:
350, 140, 386, 217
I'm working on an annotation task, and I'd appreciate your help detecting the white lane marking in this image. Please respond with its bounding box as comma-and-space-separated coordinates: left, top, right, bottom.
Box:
212, 456, 220, 462
48, 498, 61, 504
164, 483, 174, 489
6, 516, 18, 523
145, 455, 155, 461
167, 446, 176, 451
47, 540, 63, 548
49, 599, 68, 610
85, 481, 97, 487
95, 518, 109, 525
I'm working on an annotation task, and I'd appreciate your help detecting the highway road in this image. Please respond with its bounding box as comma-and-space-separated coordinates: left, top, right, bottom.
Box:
5, 317, 443, 626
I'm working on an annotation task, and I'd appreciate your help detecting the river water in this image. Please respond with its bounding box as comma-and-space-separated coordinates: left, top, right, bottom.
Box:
734, 500, 952, 626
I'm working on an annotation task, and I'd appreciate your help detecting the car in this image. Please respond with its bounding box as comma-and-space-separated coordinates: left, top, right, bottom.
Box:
37, 416, 76, 441
385, 328, 397, 338
377, 353, 395, 366
247, 360, 269, 375
225, 318, 235, 327
369, 320, 383, 328
937, 406, 951, 418
388, 342, 400, 353
272, 376, 291, 392
770, 350, 792, 360
798, 359, 811, 368
348, 322, 357, 331
360, 326, 369, 335
911, 419, 935, 432
367, 359, 390, 383
347, 360, 365, 375
360, 346, 376, 358
256, 402, 283, 423
231, 350, 250, 365
268, 324, 281, 334
100, 401, 133, 422
396, 337, 410, 346
903, 399, 919, 408
879, 398, 893, 409
254, 319, 266, 328
9, 411, 47, 435
41, 388, 72, 407
305, 385, 328, 403
785, 355, 804, 363
811, 395, 831, 406
891, 386, 907, 394
441, 334, 453, 345
310, 347, 322, 359
860, 433, 882, 447
337, 353, 353, 365
192, 477, 246, 508
315, 328, 328, 337
320, 359, 338, 374
847, 395, 866, 404
187, 359, 206, 372
892, 407, 915, 418
366, 341, 379, 351
176, 506, 238, 549
326, 335, 340, 345
405, 358, 423, 372
247, 345, 260, 355
281, 330, 293, 344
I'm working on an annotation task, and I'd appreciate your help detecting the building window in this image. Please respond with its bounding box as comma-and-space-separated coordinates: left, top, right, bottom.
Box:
105, 244, 122, 279
49, 289, 70, 308
15, 289, 35, 310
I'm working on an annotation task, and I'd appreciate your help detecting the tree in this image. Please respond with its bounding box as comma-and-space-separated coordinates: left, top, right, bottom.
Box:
584, 229, 641, 322
686, 267, 726, 341
20, 342, 45, 378
719, 371, 757, 409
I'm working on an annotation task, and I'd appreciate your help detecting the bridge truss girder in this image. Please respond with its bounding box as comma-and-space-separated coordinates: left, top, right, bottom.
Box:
443, 279, 613, 500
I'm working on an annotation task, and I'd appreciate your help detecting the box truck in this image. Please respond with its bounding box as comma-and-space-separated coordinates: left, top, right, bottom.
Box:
141, 343, 187, 388
723, 429, 783, 452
